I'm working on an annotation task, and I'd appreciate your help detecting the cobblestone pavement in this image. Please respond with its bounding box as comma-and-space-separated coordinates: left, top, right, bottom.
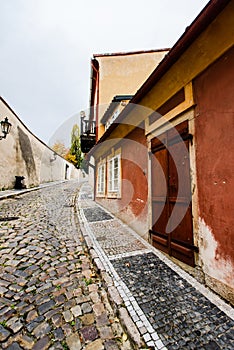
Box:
0, 181, 136, 350
78, 183, 234, 350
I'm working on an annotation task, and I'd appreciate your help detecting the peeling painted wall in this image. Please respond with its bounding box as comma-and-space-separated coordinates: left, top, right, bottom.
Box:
198, 218, 234, 286
0, 98, 80, 190
194, 47, 234, 300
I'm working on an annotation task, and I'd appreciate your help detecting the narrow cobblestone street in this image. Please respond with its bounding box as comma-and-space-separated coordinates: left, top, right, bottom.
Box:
0, 181, 132, 350
1, 180, 234, 350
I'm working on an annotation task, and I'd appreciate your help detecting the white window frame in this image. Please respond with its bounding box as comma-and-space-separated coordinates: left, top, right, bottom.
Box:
107, 154, 121, 198
96, 161, 106, 197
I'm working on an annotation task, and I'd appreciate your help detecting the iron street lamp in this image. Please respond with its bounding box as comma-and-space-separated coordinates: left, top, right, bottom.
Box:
0, 117, 12, 140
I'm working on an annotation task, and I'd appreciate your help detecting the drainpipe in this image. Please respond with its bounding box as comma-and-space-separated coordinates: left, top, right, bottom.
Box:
91, 59, 99, 141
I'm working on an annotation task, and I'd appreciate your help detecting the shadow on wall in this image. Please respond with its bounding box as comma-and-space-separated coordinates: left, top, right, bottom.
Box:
17, 126, 37, 182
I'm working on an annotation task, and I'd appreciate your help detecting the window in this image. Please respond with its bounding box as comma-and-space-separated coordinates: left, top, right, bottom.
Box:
108, 155, 121, 195
97, 163, 106, 195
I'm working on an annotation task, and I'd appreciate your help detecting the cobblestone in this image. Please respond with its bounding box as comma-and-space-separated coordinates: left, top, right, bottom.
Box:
111, 252, 234, 349
0, 324, 10, 341
66, 333, 81, 350
80, 324, 99, 341
83, 207, 113, 222
89, 221, 146, 256
0, 182, 129, 350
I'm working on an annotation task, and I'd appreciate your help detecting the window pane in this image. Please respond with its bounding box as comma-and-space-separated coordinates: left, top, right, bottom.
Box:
97, 164, 105, 193
114, 179, 118, 190
114, 157, 118, 168
108, 156, 120, 193
114, 167, 118, 179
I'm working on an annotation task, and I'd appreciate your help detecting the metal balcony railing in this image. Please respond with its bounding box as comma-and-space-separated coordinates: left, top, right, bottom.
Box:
80, 116, 96, 153
80, 117, 96, 136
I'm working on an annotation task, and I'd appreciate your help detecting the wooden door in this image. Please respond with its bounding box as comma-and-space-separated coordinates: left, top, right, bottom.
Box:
150, 121, 197, 267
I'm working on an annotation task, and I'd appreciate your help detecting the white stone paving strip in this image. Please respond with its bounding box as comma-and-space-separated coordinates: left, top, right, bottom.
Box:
108, 249, 152, 261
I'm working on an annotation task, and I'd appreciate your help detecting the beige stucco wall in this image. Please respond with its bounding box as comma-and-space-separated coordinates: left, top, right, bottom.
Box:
95, 50, 169, 138
98, 51, 168, 106
0, 98, 80, 190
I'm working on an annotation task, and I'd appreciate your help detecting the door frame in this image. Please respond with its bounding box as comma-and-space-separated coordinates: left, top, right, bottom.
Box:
147, 111, 199, 267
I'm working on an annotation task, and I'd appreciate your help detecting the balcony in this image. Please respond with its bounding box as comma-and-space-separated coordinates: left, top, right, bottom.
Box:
80, 116, 96, 154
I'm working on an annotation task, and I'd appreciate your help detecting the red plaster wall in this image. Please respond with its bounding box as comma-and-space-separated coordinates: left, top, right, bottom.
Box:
194, 46, 234, 263
96, 126, 149, 236
121, 126, 148, 218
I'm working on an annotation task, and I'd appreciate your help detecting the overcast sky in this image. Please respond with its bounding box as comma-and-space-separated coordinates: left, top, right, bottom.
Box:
0, 0, 209, 145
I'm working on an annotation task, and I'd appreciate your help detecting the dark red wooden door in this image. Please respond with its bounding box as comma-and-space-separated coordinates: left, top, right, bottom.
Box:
151, 121, 197, 266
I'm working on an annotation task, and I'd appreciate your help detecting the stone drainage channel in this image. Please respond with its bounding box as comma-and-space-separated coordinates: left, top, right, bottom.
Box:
77, 183, 234, 350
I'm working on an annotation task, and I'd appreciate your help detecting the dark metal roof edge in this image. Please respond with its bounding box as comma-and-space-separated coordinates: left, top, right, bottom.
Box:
93, 48, 170, 58
113, 95, 133, 102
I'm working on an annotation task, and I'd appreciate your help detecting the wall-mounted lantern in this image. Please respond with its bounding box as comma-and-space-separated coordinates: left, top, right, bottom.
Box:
50, 152, 57, 162
0, 117, 12, 140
